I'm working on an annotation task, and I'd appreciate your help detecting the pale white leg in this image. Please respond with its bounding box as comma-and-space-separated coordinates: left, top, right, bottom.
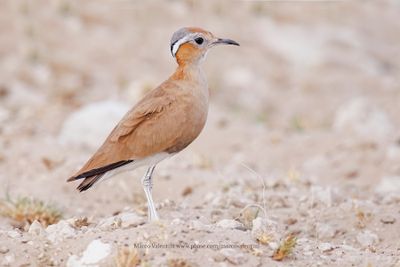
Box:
141, 165, 159, 221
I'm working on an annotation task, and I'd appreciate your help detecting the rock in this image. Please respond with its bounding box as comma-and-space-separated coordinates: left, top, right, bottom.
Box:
28, 220, 45, 236
7, 230, 21, 238
119, 212, 145, 228
213, 252, 226, 262
316, 223, 336, 239
380, 215, 396, 224
67, 239, 111, 267
318, 242, 334, 252
268, 242, 279, 250
0, 246, 9, 254
356, 230, 379, 247
98, 212, 145, 230
59, 101, 129, 149
97, 216, 120, 230
46, 220, 76, 243
333, 98, 394, 141
376, 176, 400, 194
219, 248, 246, 265
216, 219, 243, 229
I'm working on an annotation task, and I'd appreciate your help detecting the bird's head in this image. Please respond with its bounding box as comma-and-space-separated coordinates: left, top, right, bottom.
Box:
170, 27, 239, 66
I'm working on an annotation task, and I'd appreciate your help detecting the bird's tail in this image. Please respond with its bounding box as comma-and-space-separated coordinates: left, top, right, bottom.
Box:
76, 175, 104, 192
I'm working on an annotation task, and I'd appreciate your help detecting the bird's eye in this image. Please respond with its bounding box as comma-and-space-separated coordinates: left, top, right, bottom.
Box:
195, 37, 204, 45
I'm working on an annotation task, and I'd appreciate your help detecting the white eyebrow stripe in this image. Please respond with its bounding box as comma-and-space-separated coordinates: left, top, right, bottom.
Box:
171, 33, 197, 57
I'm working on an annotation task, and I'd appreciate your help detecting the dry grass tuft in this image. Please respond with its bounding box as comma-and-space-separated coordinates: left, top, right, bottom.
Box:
256, 231, 272, 245
354, 208, 371, 229
167, 258, 193, 267
73, 217, 90, 228
0, 196, 62, 227
272, 234, 297, 261
114, 247, 141, 267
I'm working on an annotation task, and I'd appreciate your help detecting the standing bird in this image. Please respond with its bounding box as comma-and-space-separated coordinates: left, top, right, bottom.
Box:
67, 27, 239, 221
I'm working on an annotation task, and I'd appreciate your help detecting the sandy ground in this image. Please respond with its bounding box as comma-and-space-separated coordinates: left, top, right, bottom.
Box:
0, 0, 400, 266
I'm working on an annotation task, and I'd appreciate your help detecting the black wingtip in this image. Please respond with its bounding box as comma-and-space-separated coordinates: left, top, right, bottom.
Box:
67, 176, 76, 182
68, 160, 134, 182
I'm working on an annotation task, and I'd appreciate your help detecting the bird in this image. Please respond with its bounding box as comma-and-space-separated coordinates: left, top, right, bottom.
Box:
67, 27, 239, 221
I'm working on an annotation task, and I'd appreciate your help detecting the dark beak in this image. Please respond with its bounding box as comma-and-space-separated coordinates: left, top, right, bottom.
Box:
212, 38, 240, 46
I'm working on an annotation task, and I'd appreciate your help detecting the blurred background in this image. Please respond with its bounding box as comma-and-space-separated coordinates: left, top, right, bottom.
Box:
0, 0, 399, 266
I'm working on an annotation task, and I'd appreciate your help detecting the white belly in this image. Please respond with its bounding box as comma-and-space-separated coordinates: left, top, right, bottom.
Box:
101, 152, 172, 181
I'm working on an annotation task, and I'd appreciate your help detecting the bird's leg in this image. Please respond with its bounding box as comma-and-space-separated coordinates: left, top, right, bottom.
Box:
141, 165, 159, 221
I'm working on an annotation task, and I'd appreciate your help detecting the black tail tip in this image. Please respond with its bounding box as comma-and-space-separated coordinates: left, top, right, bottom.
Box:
77, 185, 89, 192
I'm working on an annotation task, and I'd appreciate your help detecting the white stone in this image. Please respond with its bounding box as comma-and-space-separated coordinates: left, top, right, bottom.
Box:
46, 220, 76, 243
97, 216, 120, 230
67, 239, 111, 267
28, 220, 45, 236
318, 242, 334, 252
268, 242, 279, 250
97, 212, 144, 230
356, 230, 379, 247
216, 219, 243, 229
333, 98, 393, 141
0, 246, 9, 254
119, 212, 145, 228
7, 230, 21, 238
219, 248, 246, 265
58, 101, 129, 149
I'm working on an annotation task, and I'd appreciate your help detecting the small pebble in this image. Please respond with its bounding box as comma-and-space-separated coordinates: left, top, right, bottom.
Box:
380, 215, 396, 224
0, 246, 9, 254
7, 230, 21, 238
318, 242, 334, 252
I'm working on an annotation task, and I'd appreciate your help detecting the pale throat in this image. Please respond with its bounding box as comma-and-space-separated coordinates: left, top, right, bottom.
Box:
177, 62, 207, 85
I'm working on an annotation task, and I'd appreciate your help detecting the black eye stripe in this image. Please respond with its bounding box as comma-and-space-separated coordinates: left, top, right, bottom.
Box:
170, 40, 178, 55
195, 37, 204, 45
